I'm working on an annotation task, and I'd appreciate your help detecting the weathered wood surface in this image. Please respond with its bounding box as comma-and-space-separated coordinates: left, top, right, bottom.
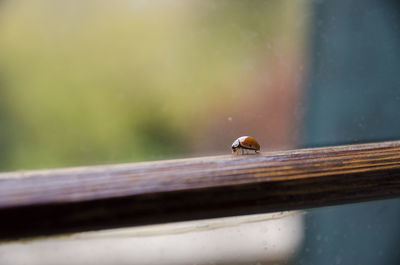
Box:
1, 141, 400, 240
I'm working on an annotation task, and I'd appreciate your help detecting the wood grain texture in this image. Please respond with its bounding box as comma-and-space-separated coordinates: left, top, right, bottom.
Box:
1, 140, 400, 240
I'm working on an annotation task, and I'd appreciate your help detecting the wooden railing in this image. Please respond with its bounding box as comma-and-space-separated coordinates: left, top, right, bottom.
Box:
1, 141, 400, 240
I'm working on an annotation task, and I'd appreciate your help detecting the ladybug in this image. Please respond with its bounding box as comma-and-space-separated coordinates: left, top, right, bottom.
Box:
231, 136, 260, 155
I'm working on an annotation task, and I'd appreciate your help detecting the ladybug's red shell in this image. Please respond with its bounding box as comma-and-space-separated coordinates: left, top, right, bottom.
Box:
232, 136, 260, 154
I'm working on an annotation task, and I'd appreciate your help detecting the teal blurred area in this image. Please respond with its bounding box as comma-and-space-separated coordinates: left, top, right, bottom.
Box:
0, 0, 308, 171
296, 0, 400, 264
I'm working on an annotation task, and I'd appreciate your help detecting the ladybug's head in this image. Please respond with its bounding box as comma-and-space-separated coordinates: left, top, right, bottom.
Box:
231, 139, 240, 153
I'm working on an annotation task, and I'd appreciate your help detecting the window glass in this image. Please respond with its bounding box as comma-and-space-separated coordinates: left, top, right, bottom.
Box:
1, 1, 400, 265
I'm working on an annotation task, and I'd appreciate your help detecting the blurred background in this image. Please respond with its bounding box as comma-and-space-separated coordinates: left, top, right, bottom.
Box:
1, 0, 400, 264
0, 0, 306, 171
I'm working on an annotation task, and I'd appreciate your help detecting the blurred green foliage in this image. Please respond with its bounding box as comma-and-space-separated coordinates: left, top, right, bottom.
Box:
0, 0, 306, 171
